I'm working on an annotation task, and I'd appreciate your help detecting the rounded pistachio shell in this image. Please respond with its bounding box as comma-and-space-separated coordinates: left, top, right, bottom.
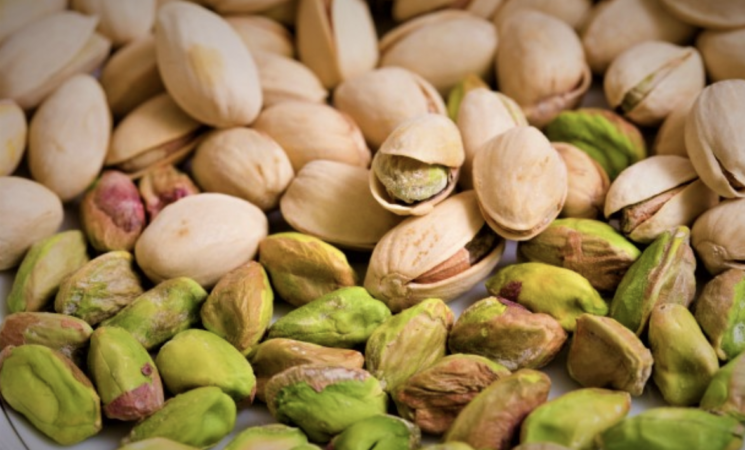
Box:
393, 0, 503, 22
224, 14, 294, 58
71, 0, 155, 47
695, 269, 745, 361
554, 143, 610, 220
653, 95, 695, 157
0, 0, 67, 44
29, 74, 111, 202
254, 51, 327, 107
473, 126, 567, 241
135, 193, 268, 287
692, 199, 745, 275
0, 99, 26, 176
380, 10, 498, 95
697, 28, 745, 82
493, 0, 592, 30
203, 0, 292, 15
155, 2, 262, 127
658, 0, 745, 29
0, 177, 63, 270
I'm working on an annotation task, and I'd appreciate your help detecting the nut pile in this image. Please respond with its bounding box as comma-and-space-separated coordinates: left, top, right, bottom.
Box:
1, 0, 745, 449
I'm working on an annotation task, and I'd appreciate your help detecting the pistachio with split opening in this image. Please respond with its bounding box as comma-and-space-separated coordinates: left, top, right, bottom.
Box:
138, 164, 199, 220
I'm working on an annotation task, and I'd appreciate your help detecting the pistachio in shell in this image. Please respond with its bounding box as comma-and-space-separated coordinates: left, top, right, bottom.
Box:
556, 142, 611, 219
224, 14, 294, 58
117, 438, 199, 450
71, 0, 154, 47
692, 199, 745, 275
701, 351, 745, 421
493, 0, 592, 31
254, 51, 328, 107
224, 424, 308, 450
653, 95, 695, 158
0, 99, 26, 176
421, 444, 475, 450
657, 0, 745, 29
697, 28, 745, 82
694, 269, 745, 361
393, 0, 502, 22
0, 0, 67, 44
445, 74, 488, 121
0, 312, 93, 361
328, 415, 420, 450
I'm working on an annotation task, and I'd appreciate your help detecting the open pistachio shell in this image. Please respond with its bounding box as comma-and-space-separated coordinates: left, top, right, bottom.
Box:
697, 28, 745, 82
0, 0, 67, 44
658, 0, 745, 29
694, 269, 745, 361
253, 51, 328, 107
71, 0, 155, 47
224, 14, 294, 58
692, 199, 745, 275
0, 100, 26, 176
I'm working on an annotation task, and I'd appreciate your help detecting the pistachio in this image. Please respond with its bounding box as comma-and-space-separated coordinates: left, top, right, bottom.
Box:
657, 0, 745, 29
394, 353, 511, 434
609, 226, 696, 335
518, 218, 640, 292
102, 277, 208, 350
253, 51, 328, 107
329, 415, 420, 450
224, 424, 308, 450
0, 345, 101, 445
701, 351, 745, 420
421, 444, 475, 450
80, 170, 146, 252
567, 314, 653, 396
264, 365, 388, 443
0, 0, 66, 44
201, 262, 273, 355
555, 142, 611, 217
258, 232, 357, 307
692, 199, 745, 275
224, 14, 294, 58
653, 95, 695, 158
393, 0, 502, 22
447, 74, 489, 121
204, 0, 294, 15
448, 296, 567, 370
117, 438, 199, 450
513, 445, 571, 450
292, 445, 322, 450
694, 269, 745, 360
138, 164, 200, 220
55, 251, 144, 326
0, 99, 26, 176
88, 326, 164, 420
71, 0, 154, 47
7, 230, 89, 313
493, 0, 592, 30
445, 369, 551, 450
123, 386, 236, 449
697, 28, 745, 82
0, 312, 93, 361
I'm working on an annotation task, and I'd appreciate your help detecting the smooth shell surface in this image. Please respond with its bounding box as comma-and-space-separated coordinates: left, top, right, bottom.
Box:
0, 100, 26, 176
493, 0, 592, 30
697, 28, 745, 82
253, 51, 327, 107
0, 0, 67, 44
658, 0, 745, 29
692, 199, 745, 275
71, 0, 155, 47
225, 14, 294, 57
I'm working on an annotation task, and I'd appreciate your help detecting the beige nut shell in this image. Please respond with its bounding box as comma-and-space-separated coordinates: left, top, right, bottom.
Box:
658, 0, 745, 30
393, 0, 503, 22
71, 0, 155, 47
494, 0, 592, 30
224, 14, 294, 58
696, 28, 745, 83
554, 142, 609, 220
653, 95, 695, 157
692, 199, 745, 275
253, 51, 327, 107
0, 0, 67, 44
0, 100, 26, 176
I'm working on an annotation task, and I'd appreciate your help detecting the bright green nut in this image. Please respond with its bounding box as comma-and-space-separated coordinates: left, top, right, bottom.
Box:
329, 415, 421, 450
264, 365, 388, 443
518, 218, 640, 292
88, 326, 164, 421
102, 277, 208, 350
124, 386, 236, 449
694, 268, 745, 361
609, 226, 696, 336
648, 304, 719, 406
117, 437, 199, 450
420, 444, 474, 450
268, 286, 391, 349
446, 73, 489, 120
701, 351, 745, 421
372, 153, 449, 204
201, 262, 273, 355
485, 262, 608, 332
365, 298, 454, 393
544, 108, 646, 180
258, 232, 357, 307
0, 312, 93, 362
520, 388, 631, 450
156, 329, 256, 402
7, 230, 89, 313
0, 345, 101, 445
54, 250, 144, 325
596, 407, 745, 450
223, 424, 307, 450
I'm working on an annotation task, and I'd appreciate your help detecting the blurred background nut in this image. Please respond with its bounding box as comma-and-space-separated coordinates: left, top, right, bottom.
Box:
71, 0, 155, 47
253, 51, 328, 107
695, 269, 745, 361
393, 0, 502, 22
0, 100, 26, 176
224, 14, 294, 58
0, 0, 67, 44
657, 0, 745, 29
697, 28, 745, 82
138, 164, 200, 220
692, 199, 745, 276
493, 0, 592, 31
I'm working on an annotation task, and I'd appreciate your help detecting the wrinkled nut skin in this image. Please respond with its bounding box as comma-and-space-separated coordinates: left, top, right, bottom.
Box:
692, 199, 745, 276
138, 164, 199, 220
0, 312, 93, 362
328, 414, 421, 450
448, 297, 567, 371
117, 437, 200, 450
0, 345, 102, 446
88, 326, 164, 421
445, 369, 551, 450
567, 314, 653, 396
223, 423, 308, 450
258, 232, 357, 307
394, 353, 511, 435
694, 269, 745, 361
81, 170, 146, 252
554, 143, 610, 220
701, 351, 745, 421
0, 100, 26, 176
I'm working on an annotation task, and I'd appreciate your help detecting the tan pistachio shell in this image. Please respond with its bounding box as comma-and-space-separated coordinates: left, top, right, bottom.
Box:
296, 0, 378, 89
0, 0, 67, 44
697, 28, 745, 82
155, 1, 262, 128
473, 126, 567, 241
71, 0, 155, 47
253, 101, 370, 173
364, 190, 505, 313
0, 11, 111, 110
658, 0, 745, 30
204, 0, 293, 14
380, 10, 498, 96
653, 95, 695, 158
493, 0, 593, 30
497, 10, 591, 128
554, 142, 610, 220
253, 51, 327, 107
581, 0, 696, 75
692, 199, 745, 275
0, 100, 26, 176
224, 14, 293, 58
192, 127, 294, 211
393, 0, 503, 22
29, 75, 111, 203
333, 67, 446, 149
280, 160, 403, 251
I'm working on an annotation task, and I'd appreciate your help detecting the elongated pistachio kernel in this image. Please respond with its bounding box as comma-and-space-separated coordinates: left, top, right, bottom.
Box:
223, 424, 307, 450
117, 438, 199, 450
0, 312, 92, 361
329, 415, 420, 450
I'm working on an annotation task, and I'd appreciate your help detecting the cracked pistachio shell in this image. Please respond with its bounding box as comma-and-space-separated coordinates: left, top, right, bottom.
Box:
365, 191, 505, 312
0, 312, 92, 361
649, 303, 719, 406
448, 297, 567, 370
281, 160, 403, 251
567, 314, 653, 396
264, 365, 388, 443
596, 407, 745, 450
610, 226, 696, 335
605, 41, 705, 126
493, 0, 592, 30
118, 438, 199, 450
329, 415, 420, 450
258, 232, 357, 307
445, 369, 551, 450
224, 424, 307, 450
7, 230, 89, 313
156, 329, 256, 402
200, 262, 273, 355
254, 101, 370, 173
693, 199, 745, 275
0, 99, 26, 176
394, 353, 510, 435
604, 156, 719, 243
225, 14, 293, 57
0, 176, 63, 271
0, 11, 111, 110
248, 338, 365, 403
380, 10, 498, 95
658, 0, 745, 29
135, 193, 268, 287
0, 0, 67, 44
486, 262, 607, 332
88, 326, 164, 420
192, 127, 293, 211
653, 94, 695, 158
393, 0, 502, 22
473, 127, 567, 241
55, 251, 144, 326
268, 287, 390, 348
697, 28, 745, 82
555, 143, 610, 220
254, 51, 328, 107
138, 164, 200, 220
71, 0, 155, 47
102, 277, 207, 350
155, 2, 262, 127
365, 298, 453, 393
520, 388, 631, 450
518, 218, 640, 293
334, 66, 446, 149
701, 351, 745, 420
694, 269, 745, 360
123, 386, 236, 448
